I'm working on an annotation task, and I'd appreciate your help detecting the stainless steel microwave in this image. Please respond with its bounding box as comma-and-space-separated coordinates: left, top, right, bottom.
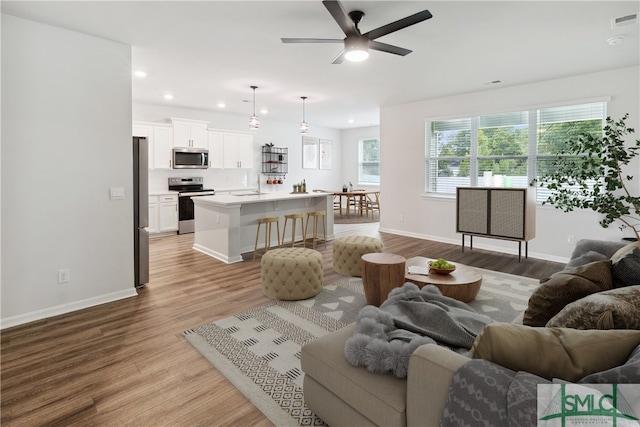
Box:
172, 147, 209, 169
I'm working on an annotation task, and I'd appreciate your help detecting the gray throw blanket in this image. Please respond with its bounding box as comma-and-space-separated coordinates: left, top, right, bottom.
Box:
344, 283, 493, 377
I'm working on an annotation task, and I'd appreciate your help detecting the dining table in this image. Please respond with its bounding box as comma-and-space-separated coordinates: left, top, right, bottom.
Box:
333, 190, 377, 219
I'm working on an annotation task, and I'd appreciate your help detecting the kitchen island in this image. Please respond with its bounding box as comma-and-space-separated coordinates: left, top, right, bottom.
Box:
192, 192, 334, 263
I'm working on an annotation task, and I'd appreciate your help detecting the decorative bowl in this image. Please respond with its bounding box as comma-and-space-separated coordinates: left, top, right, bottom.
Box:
428, 263, 456, 275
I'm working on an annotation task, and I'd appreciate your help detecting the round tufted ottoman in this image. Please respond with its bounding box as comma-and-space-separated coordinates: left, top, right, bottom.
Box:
261, 248, 323, 300
332, 236, 383, 277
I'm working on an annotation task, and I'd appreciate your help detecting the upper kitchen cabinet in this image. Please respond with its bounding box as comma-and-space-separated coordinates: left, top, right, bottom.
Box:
170, 118, 209, 148
133, 121, 173, 169
222, 132, 254, 169
207, 131, 224, 169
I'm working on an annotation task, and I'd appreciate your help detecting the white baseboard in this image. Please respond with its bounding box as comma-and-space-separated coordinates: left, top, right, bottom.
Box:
378, 227, 569, 264
1, 288, 138, 330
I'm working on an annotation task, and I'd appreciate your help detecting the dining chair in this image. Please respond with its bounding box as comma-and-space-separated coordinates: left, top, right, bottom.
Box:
364, 191, 380, 218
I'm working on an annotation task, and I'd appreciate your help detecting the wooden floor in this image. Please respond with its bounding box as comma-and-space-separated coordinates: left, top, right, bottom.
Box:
1, 224, 564, 426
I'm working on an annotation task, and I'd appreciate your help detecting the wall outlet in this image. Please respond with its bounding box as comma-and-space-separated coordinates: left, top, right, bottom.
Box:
58, 269, 70, 283
399, 214, 404, 222
567, 235, 576, 245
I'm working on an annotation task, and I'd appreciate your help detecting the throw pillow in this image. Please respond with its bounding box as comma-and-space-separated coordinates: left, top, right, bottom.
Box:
471, 323, 640, 382
547, 285, 640, 330
523, 260, 613, 327
610, 241, 640, 288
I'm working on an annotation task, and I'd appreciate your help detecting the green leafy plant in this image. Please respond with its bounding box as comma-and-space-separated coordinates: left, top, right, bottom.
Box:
531, 114, 640, 239
264, 142, 274, 147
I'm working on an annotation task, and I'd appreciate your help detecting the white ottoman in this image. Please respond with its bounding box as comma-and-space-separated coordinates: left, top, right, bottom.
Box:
261, 248, 323, 300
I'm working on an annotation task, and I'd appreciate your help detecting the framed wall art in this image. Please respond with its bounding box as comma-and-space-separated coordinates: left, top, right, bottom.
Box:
302, 136, 318, 169
319, 138, 333, 170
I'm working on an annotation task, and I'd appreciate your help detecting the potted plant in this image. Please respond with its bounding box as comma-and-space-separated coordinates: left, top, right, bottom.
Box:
531, 114, 640, 240
263, 142, 274, 152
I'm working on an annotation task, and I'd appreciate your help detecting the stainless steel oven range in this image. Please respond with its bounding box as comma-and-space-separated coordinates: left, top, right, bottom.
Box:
168, 177, 215, 234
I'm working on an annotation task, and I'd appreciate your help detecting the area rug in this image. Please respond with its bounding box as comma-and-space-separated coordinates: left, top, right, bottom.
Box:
333, 211, 379, 224
184, 270, 539, 426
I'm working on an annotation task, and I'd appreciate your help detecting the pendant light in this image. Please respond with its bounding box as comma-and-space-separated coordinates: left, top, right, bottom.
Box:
299, 96, 309, 134
249, 85, 259, 129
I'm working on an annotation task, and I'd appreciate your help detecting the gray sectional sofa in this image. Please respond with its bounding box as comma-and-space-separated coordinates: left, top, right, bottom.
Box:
301, 239, 640, 426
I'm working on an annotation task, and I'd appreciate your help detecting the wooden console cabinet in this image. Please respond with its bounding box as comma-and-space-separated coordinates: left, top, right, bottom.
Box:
456, 187, 536, 260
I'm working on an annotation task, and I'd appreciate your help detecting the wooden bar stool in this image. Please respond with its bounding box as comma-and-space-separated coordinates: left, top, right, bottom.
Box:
282, 213, 305, 248
304, 211, 327, 249
253, 217, 281, 260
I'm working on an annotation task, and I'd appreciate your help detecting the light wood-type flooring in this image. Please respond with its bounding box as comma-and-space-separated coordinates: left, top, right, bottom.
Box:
1, 223, 565, 426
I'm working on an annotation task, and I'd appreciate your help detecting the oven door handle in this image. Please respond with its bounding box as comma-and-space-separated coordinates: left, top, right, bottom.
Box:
179, 191, 215, 197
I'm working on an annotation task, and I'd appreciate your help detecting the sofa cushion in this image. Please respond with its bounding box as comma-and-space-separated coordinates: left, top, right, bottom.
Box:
547, 285, 640, 330
301, 324, 408, 427
523, 260, 613, 327
611, 241, 640, 288
470, 323, 640, 381
579, 343, 640, 383
566, 239, 626, 268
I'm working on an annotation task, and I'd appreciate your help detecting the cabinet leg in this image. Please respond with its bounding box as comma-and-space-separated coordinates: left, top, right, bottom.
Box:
461, 234, 465, 253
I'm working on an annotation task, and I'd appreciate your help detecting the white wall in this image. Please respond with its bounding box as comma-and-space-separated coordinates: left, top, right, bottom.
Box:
133, 103, 343, 194
1, 15, 136, 328
380, 66, 640, 262
340, 126, 380, 191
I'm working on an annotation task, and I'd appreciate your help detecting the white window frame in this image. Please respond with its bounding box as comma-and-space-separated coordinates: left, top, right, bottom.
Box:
425, 101, 607, 202
358, 137, 380, 185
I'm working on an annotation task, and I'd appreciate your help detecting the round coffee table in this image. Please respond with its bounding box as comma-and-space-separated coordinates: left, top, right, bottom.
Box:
404, 257, 482, 302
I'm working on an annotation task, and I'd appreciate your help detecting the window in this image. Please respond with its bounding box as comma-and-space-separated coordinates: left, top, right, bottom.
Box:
359, 138, 380, 184
425, 102, 606, 201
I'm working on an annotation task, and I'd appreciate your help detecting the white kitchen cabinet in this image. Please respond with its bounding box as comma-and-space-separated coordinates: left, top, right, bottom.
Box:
171, 118, 208, 148
222, 132, 254, 169
207, 131, 224, 169
133, 122, 173, 169
148, 194, 178, 235
147, 197, 159, 233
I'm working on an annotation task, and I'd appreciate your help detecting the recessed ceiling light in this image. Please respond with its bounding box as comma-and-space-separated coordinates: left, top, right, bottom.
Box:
164, 93, 174, 100
217, 102, 226, 108
260, 108, 268, 114
134, 70, 147, 78
348, 119, 354, 124
607, 36, 625, 45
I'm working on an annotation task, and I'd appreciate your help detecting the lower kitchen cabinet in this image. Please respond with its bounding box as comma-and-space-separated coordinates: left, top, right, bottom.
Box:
148, 194, 178, 235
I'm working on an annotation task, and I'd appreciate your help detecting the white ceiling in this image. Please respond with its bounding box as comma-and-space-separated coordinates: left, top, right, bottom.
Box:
2, 1, 639, 129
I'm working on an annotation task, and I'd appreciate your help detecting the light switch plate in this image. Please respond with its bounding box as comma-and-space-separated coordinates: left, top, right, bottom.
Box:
110, 187, 125, 200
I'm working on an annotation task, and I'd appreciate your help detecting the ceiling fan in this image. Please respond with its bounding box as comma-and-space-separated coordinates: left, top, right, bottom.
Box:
281, 0, 433, 64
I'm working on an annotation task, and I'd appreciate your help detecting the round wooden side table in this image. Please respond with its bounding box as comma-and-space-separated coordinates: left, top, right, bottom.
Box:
404, 256, 482, 302
361, 253, 406, 306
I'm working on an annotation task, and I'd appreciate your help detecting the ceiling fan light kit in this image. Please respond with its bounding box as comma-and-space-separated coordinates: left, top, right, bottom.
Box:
281, 0, 432, 64
249, 85, 259, 130
344, 35, 369, 62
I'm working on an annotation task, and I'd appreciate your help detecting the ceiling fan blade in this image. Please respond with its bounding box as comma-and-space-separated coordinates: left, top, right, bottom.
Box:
331, 50, 346, 64
369, 40, 412, 56
322, 0, 358, 36
363, 10, 432, 40
281, 38, 343, 44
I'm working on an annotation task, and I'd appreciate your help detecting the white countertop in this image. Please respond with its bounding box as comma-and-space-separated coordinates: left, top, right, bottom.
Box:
193, 191, 331, 207
149, 190, 179, 196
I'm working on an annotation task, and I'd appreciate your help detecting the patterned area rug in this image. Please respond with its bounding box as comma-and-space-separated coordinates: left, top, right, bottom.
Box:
184, 270, 539, 426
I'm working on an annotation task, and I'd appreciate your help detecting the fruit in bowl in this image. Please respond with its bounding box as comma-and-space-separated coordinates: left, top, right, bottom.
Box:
428, 258, 456, 275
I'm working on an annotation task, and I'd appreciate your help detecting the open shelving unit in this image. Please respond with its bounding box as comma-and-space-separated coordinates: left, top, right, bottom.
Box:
261, 146, 288, 176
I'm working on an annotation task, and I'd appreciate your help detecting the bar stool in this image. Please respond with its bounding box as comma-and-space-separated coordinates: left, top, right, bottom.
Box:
304, 211, 327, 249
282, 213, 306, 248
253, 217, 281, 260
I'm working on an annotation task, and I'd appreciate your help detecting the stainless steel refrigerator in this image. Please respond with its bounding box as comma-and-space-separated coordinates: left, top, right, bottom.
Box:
133, 137, 150, 288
